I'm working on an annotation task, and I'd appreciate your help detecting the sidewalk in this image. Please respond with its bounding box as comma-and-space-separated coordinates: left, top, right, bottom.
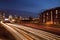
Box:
22, 23, 60, 35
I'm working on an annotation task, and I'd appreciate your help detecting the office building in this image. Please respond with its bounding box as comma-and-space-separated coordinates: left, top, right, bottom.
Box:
39, 7, 60, 24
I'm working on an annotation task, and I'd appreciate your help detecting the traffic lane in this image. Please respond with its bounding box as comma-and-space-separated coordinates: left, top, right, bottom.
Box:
8, 24, 34, 40
6, 23, 60, 40
1, 22, 34, 40
1, 22, 27, 40
24, 23, 60, 35
0, 23, 16, 40
8, 24, 46, 40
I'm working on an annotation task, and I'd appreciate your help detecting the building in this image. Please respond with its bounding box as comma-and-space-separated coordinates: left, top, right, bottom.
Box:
8, 15, 13, 22
0, 12, 5, 21
19, 16, 24, 20
39, 7, 60, 24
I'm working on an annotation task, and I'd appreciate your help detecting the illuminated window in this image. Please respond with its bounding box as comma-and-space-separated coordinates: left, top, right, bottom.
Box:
46, 12, 48, 15
51, 11, 53, 21
43, 18, 45, 23
56, 10, 58, 14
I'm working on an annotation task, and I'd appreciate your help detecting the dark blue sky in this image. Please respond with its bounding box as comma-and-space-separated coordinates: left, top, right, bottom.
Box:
0, 0, 60, 17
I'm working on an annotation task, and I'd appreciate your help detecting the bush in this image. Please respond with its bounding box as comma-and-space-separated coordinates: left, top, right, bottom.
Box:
49, 24, 60, 28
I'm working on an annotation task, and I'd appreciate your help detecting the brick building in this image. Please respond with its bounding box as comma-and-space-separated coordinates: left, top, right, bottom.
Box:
39, 7, 60, 24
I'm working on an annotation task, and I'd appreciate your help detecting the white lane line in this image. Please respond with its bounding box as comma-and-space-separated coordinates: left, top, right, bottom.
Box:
6, 23, 60, 40
1, 22, 30, 40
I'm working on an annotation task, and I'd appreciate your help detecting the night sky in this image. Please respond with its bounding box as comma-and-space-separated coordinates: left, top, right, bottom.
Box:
0, 0, 60, 17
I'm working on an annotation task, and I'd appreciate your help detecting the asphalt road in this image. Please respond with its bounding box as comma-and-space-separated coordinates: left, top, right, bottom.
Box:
1, 22, 60, 40
0, 24, 16, 40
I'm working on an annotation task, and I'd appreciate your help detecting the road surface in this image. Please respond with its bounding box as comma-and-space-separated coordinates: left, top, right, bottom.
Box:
0, 22, 60, 40
0, 23, 16, 40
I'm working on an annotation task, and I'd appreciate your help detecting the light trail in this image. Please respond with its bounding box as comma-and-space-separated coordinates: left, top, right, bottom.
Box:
6, 23, 60, 40
0, 22, 34, 40
9, 25, 44, 40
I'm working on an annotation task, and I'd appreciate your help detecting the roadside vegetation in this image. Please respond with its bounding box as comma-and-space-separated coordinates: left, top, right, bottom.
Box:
48, 24, 60, 28
24, 21, 60, 28
35, 22, 60, 28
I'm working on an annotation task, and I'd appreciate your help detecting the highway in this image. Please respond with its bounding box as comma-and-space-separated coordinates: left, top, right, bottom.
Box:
0, 22, 60, 40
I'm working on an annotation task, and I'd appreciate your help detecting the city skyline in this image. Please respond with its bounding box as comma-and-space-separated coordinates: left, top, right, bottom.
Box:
0, 0, 60, 17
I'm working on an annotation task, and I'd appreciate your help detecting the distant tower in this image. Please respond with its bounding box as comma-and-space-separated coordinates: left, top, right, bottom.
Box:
3, 13, 5, 17
14, 15, 17, 19
8, 15, 13, 21
2, 13, 5, 20
0, 12, 2, 21
19, 16, 23, 20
